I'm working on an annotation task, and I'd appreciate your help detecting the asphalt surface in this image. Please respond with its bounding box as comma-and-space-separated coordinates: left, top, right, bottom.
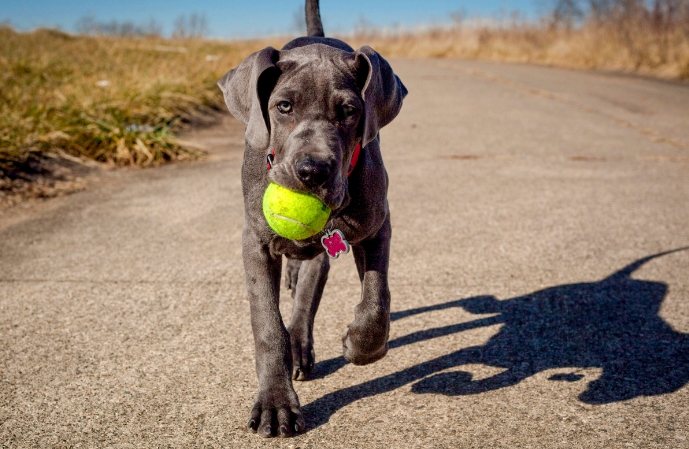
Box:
1, 58, 689, 448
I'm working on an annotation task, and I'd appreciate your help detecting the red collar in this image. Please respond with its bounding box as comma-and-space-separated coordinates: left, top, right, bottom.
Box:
347, 142, 361, 178
267, 142, 362, 178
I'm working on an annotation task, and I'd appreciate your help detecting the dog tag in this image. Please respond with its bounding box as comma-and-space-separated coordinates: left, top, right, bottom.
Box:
321, 229, 350, 259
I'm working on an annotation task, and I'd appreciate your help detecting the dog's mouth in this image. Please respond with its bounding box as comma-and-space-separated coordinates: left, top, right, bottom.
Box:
267, 162, 347, 211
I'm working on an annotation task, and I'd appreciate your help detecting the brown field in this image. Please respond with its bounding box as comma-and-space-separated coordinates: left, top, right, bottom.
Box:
0, 27, 280, 205
350, 24, 689, 80
348, 5, 689, 80
0, 27, 277, 170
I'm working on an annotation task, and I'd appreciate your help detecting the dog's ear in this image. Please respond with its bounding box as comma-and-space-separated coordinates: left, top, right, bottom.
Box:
353, 46, 408, 147
217, 47, 280, 151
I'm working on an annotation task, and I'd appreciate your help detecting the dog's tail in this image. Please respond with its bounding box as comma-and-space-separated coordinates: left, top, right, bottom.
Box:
602, 246, 689, 284
305, 0, 325, 37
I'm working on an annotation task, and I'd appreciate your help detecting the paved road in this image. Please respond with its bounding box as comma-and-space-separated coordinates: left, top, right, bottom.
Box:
1, 59, 689, 448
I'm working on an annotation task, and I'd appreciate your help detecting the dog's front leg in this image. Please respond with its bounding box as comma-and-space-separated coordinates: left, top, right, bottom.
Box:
342, 214, 391, 365
243, 229, 304, 437
288, 252, 329, 381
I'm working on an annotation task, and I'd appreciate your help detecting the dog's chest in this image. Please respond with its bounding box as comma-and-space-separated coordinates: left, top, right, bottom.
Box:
269, 236, 324, 260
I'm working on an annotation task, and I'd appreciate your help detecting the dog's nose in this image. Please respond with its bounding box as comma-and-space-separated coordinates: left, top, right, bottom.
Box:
296, 159, 330, 187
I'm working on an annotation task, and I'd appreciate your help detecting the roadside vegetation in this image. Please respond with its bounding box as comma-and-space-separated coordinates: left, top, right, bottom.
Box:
0, 25, 279, 204
350, 0, 689, 80
0, 27, 272, 171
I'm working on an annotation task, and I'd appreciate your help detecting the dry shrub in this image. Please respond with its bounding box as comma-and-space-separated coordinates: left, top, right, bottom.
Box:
0, 26, 278, 172
346, 0, 689, 81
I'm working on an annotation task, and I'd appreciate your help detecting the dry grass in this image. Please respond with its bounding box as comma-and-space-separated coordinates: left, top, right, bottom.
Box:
0, 26, 278, 173
348, 13, 689, 81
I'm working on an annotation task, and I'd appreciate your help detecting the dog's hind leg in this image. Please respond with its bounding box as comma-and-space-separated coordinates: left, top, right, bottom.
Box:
343, 214, 391, 365
284, 258, 302, 298
288, 251, 330, 380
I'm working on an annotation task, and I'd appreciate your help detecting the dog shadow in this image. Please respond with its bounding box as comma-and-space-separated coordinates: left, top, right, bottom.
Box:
303, 248, 689, 430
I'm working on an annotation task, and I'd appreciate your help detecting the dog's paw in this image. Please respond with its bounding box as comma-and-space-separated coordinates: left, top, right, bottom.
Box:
289, 328, 315, 381
342, 310, 389, 366
247, 387, 305, 438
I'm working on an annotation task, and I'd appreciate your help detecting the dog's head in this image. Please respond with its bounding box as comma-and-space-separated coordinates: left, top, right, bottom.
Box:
218, 43, 407, 210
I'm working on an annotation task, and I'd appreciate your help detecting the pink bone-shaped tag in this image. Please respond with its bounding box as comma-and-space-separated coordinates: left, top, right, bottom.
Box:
321, 229, 350, 259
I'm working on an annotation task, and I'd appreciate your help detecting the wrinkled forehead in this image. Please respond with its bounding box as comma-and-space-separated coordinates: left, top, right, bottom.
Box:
275, 45, 358, 95
280, 43, 354, 67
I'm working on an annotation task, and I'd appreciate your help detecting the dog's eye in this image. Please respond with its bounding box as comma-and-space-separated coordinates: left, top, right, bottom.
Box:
341, 105, 357, 119
277, 101, 292, 114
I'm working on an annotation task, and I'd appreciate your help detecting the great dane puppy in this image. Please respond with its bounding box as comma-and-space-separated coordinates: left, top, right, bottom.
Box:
217, 0, 407, 437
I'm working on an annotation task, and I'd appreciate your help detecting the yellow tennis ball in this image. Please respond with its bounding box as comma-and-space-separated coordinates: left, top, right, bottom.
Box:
262, 183, 331, 240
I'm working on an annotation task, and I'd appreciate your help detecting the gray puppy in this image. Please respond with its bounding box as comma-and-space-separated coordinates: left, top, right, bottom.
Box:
217, 0, 407, 438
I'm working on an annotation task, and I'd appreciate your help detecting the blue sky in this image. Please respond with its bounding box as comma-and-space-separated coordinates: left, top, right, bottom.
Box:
2, 1, 546, 39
